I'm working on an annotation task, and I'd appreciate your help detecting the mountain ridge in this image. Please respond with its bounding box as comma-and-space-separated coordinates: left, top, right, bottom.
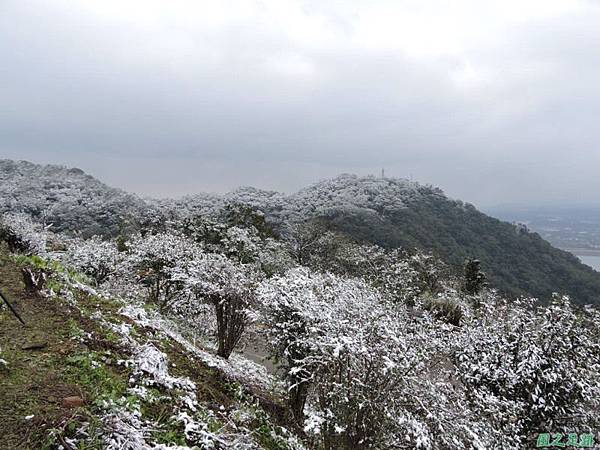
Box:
2, 159, 600, 304
0, 159, 150, 237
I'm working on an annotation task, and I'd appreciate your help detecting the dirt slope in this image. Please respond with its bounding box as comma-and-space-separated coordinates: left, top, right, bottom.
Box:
0, 245, 297, 450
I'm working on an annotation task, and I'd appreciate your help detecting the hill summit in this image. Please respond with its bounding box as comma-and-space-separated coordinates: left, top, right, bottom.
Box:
171, 173, 600, 304
0, 159, 148, 237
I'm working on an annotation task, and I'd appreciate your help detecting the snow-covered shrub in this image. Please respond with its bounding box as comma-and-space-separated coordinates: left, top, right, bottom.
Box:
454, 295, 600, 446
171, 253, 261, 359
280, 222, 450, 305
463, 257, 486, 295
0, 213, 47, 255
258, 267, 408, 430
66, 236, 121, 285
282, 220, 345, 268
356, 250, 446, 305
422, 292, 464, 325
255, 238, 295, 277
180, 216, 293, 275
222, 226, 261, 263
258, 266, 521, 449
179, 216, 227, 248
307, 310, 414, 449
220, 225, 294, 275
220, 201, 277, 238
258, 267, 492, 449
258, 267, 347, 422
125, 232, 201, 309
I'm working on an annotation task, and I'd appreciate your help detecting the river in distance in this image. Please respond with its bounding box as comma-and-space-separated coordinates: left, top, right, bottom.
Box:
577, 254, 600, 271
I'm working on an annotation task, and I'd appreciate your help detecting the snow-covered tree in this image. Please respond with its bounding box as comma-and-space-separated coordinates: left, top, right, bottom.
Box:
0, 213, 47, 255
220, 201, 276, 239
258, 267, 497, 449
171, 253, 261, 359
180, 216, 227, 248
337, 246, 447, 305
284, 232, 448, 306
221, 226, 262, 263
258, 267, 336, 421
0, 160, 151, 238
181, 215, 293, 275
464, 257, 486, 295
258, 267, 432, 430
66, 236, 120, 285
282, 220, 344, 267
125, 232, 200, 310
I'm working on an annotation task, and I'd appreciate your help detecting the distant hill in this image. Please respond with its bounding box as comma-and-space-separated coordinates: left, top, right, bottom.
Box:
171, 174, 600, 305
286, 177, 600, 304
0, 159, 150, 237
3, 161, 600, 304
298, 177, 600, 304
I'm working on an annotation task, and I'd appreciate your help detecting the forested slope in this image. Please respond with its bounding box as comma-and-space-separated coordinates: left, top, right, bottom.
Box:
0, 160, 150, 237
319, 186, 600, 303
3, 160, 600, 304
2, 205, 599, 449
175, 174, 600, 305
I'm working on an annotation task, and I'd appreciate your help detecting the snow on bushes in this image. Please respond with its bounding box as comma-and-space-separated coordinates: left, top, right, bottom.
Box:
169, 252, 261, 359
257, 267, 504, 449
119, 302, 282, 397
454, 295, 600, 447
0, 213, 47, 255
51, 216, 600, 449
66, 236, 120, 284
125, 232, 201, 309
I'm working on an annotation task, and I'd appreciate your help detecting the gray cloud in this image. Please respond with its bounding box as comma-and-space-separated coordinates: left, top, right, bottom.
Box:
1, 0, 600, 206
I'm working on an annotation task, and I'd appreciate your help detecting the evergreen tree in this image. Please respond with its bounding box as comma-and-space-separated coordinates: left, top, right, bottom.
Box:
464, 258, 486, 295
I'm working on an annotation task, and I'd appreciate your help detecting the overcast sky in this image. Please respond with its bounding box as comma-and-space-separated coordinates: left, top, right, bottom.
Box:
1, 0, 600, 206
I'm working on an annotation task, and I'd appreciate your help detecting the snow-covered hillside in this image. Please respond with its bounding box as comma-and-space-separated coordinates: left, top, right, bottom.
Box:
1, 160, 436, 235
0, 159, 150, 237
1, 209, 599, 449
167, 173, 442, 224
3, 159, 600, 305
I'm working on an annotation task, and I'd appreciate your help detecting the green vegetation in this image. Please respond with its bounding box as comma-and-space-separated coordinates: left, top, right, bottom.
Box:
463, 258, 486, 295
64, 352, 129, 407
0, 247, 95, 449
323, 195, 600, 304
